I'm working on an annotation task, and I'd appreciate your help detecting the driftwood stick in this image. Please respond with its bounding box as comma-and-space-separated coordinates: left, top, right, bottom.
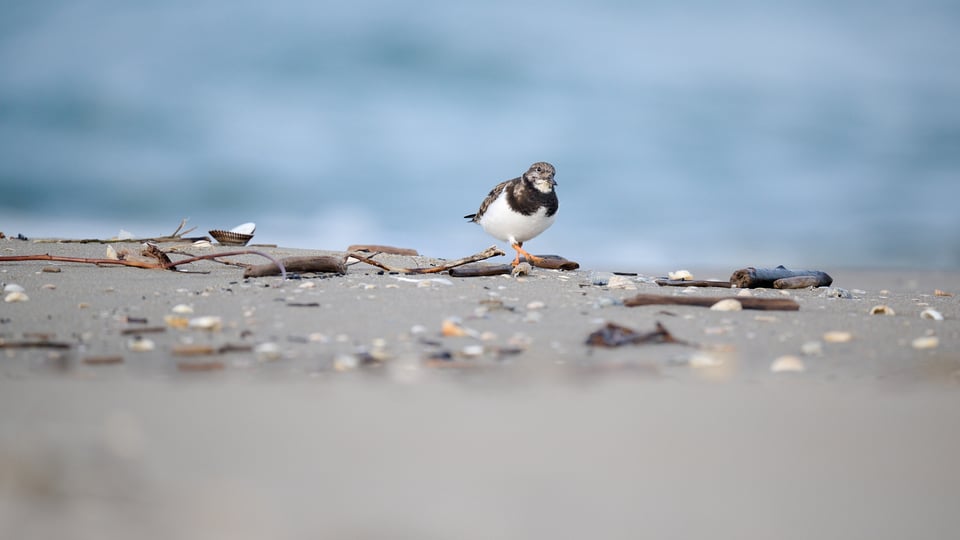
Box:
243, 256, 346, 278
730, 266, 833, 289
623, 293, 800, 311
347, 244, 420, 256
347, 246, 505, 274
449, 263, 514, 277
0, 253, 163, 270
774, 276, 827, 289
656, 279, 733, 288
530, 255, 580, 270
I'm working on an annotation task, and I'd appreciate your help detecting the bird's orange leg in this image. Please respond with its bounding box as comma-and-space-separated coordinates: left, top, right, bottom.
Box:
511, 243, 544, 266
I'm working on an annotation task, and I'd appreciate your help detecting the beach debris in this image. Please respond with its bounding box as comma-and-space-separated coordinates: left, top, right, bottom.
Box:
586, 321, 692, 348
4, 291, 29, 303
773, 276, 825, 289
243, 256, 345, 278
869, 305, 896, 316
823, 330, 853, 343
3, 283, 25, 293
656, 278, 733, 288
920, 308, 944, 321
42, 266, 61, 273
347, 244, 419, 256
669, 269, 694, 281
623, 293, 800, 311
0, 339, 72, 350
83, 355, 124, 365
105, 245, 120, 260
730, 266, 833, 289
710, 298, 743, 312
209, 222, 255, 246
934, 289, 953, 297
255, 342, 282, 361
448, 263, 513, 277
441, 318, 477, 338
688, 352, 723, 368
801, 341, 823, 356
189, 316, 223, 331
126, 337, 155, 352
822, 287, 852, 299
770, 355, 806, 373
171, 304, 194, 314
911, 336, 940, 350
172, 344, 217, 356
177, 361, 225, 372
33, 218, 206, 245
511, 262, 532, 276
606, 275, 637, 290
350, 245, 505, 275
526, 300, 546, 310
164, 315, 190, 329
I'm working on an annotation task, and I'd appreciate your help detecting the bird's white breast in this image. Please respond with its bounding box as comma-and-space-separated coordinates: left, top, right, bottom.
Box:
478, 191, 556, 245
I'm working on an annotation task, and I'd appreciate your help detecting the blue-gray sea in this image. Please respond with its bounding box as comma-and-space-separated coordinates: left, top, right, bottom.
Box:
2, 1, 959, 270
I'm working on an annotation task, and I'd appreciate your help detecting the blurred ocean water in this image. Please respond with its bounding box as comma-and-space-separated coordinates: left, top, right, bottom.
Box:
2, 1, 959, 269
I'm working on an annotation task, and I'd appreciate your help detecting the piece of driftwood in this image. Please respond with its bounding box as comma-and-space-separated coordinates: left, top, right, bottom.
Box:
656, 279, 733, 288
448, 263, 514, 277
348, 246, 505, 274
623, 293, 800, 311
347, 244, 420, 256
33, 218, 208, 244
531, 255, 580, 270
0, 340, 73, 349
586, 321, 692, 348
243, 256, 346, 278
773, 276, 828, 289
730, 265, 833, 289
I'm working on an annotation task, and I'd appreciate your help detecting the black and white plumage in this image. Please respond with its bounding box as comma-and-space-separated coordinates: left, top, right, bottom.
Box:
464, 161, 559, 266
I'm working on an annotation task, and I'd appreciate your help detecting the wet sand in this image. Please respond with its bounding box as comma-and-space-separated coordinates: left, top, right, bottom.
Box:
2, 240, 959, 539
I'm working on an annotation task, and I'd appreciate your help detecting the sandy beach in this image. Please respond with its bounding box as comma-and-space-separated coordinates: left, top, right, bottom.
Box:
2, 239, 959, 539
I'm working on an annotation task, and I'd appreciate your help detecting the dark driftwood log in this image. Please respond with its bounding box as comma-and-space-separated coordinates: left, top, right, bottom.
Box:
730, 266, 832, 289
623, 293, 800, 311
531, 255, 580, 270
449, 263, 514, 277
656, 279, 733, 288
773, 276, 828, 289
243, 256, 346, 278
347, 244, 420, 256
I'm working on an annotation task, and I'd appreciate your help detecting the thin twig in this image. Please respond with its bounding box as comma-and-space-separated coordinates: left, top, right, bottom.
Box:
346, 246, 505, 274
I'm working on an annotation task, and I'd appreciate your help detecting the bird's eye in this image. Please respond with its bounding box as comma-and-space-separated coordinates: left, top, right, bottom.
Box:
535, 166, 542, 172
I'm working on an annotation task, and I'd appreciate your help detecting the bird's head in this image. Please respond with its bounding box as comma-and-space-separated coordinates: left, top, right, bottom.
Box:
523, 162, 557, 193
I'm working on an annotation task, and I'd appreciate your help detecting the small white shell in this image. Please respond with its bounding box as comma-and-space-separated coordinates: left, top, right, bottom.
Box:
229, 222, 256, 235
689, 352, 723, 368
606, 275, 637, 290
911, 336, 939, 350
3, 283, 25, 293
255, 342, 281, 361
106, 245, 119, 260
4, 291, 29, 302
920, 308, 944, 321
171, 304, 194, 314
869, 305, 895, 315
668, 269, 693, 281
209, 230, 253, 246
188, 316, 223, 331
710, 299, 743, 311
770, 355, 806, 373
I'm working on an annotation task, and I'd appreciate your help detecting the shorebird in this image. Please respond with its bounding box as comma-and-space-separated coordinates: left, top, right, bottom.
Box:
464, 161, 558, 266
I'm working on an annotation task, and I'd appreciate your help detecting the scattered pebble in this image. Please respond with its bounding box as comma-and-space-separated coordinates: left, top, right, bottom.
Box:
801, 341, 823, 356
823, 331, 853, 343
4, 284, 25, 293
255, 342, 282, 361
588, 271, 613, 286
688, 352, 723, 368
911, 336, 939, 350
920, 308, 944, 321
4, 291, 29, 303
512, 263, 532, 277
41, 267, 61, 273
869, 305, 895, 316
526, 300, 546, 310
710, 299, 743, 312
441, 318, 469, 337
164, 315, 190, 329
461, 344, 485, 357
736, 289, 753, 297
668, 269, 693, 281
934, 289, 953, 297
770, 355, 806, 373
333, 353, 359, 372
822, 287, 852, 299
41, 283, 56, 290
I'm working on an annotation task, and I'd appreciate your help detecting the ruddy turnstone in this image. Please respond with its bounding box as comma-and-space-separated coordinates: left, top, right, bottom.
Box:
464, 161, 558, 266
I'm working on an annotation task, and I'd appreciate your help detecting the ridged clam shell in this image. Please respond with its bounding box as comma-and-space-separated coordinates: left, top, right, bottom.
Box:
230, 222, 256, 235
209, 229, 254, 246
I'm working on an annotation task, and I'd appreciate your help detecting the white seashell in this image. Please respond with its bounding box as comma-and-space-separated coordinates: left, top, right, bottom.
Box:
668, 269, 693, 281
869, 305, 895, 315
4, 283, 25, 293
920, 308, 944, 321
188, 316, 223, 331
526, 300, 546, 310
298, 281, 316, 289
191, 239, 212, 248
823, 331, 853, 343
229, 222, 256, 235
911, 336, 939, 350
106, 245, 119, 260
461, 344, 485, 357
4, 291, 29, 303
127, 337, 155, 352
710, 299, 743, 311
801, 341, 823, 356
171, 304, 194, 314
770, 355, 806, 373
736, 289, 753, 297
333, 353, 359, 372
